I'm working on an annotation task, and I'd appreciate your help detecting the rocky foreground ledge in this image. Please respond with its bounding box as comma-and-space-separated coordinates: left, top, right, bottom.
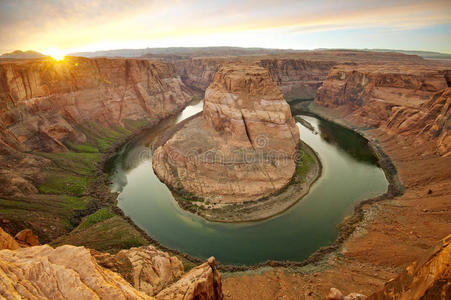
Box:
0, 227, 223, 300
152, 63, 321, 221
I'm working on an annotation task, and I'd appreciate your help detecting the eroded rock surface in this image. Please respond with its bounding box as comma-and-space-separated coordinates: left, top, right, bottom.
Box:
0, 227, 222, 299
14, 228, 40, 247
367, 234, 451, 300
315, 64, 450, 155
0, 244, 154, 299
0, 226, 19, 250
0, 57, 192, 153
153, 63, 300, 203
93, 245, 184, 296
156, 257, 223, 300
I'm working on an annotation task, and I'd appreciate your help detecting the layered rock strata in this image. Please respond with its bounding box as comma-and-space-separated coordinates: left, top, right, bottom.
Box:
0, 57, 192, 153
0, 56, 193, 202
315, 65, 450, 156
0, 227, 223, 299
93, 245, 184, 296
367, 234, 451, 299
153, 63, 300, 204
173, 50, 426, 102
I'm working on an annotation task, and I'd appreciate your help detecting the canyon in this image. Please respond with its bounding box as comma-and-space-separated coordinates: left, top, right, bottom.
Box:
0, 49, 450, 299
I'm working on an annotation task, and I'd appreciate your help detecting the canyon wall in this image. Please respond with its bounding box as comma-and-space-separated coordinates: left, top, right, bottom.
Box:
315, 65, 451, 156
0, 57, 192, 153
173, 51, 426, 102
259, 58, 336, 100
153, 63, 299, 204
174, 57, 334, 101
0, 57, 193, 203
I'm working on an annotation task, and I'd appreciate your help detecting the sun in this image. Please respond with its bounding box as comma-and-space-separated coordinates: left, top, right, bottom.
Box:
46, 48, 65, 61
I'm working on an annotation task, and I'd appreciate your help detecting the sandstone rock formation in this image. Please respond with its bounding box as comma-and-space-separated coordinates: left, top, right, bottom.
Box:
0, 226, 19, 250
326, 288, 367, 300
173, 50, 426, 103
156, 257, 223, 300
0, 57, 192, 153
93, 245, 184, 296
153, 63, 300, 204
384, 87, 450, 156
14, 228, 40, 247
0, 244, 154, 299
315, 64, 450, 155
0, 57, 192, 199
367, 234, 451, 300
0, 227, 223, 299
260, 58, 335, 101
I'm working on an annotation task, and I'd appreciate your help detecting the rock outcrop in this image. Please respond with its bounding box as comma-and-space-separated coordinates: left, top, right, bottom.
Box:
367, 234, 451, 299
173, 50, 426, 102
14, 228, 40, 247
0, 227, 223, 299
0, 57, 192, 153
0, 57, 193, 200
93, 245, 184, 296
0, 226, 19, 250
315, 64, 450, 155
260, 58, 335, 101
384, 87, 450, 156
153, 63, 300, 204
156, 257, 223, 300
0, 244, 154, 299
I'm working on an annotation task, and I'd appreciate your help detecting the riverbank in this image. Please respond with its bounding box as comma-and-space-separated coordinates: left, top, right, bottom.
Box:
55, 98, 416, 276
222, 101, 451, 299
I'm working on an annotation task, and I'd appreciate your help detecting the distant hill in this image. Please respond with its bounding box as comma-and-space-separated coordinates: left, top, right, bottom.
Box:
0, 50, 47, 59
363, 49, 451, 60
70, 46, 296, 59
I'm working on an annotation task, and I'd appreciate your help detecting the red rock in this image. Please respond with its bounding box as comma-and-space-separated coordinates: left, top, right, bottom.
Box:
14, 229, 40, 246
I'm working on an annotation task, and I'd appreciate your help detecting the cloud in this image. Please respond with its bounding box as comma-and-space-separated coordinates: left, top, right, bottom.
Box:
0, 0, 450, 53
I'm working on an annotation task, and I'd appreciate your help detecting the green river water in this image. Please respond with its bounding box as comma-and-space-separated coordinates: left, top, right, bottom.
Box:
109, 100, 388, 265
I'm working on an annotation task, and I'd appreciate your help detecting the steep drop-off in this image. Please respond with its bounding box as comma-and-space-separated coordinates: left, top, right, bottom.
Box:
0, 57, 193, 242
0, 57, 192, 152
173, 50, 427, 102
315, 65, 451, 156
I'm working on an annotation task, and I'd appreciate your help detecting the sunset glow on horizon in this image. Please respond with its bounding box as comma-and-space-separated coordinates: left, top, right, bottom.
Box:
1, 0, 451, 55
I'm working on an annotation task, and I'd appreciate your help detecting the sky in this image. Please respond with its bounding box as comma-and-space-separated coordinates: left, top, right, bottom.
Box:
1, 0, 451, 55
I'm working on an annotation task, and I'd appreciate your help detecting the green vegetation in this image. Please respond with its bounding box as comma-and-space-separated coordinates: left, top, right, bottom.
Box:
295, 148, 315, 183
64, 141, 99, 153
52, 215, 148, 252
78, 207, 115, 230
36, 152, 101, 175
0, 195, 91, 241
1, 119, 155, 246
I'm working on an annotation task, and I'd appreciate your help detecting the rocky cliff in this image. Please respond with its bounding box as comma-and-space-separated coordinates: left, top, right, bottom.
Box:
315, 64, 451, 155
0, 57, 194, 231
174, 57, 333, 101
173, 51, 426, 102
153, 63, 300, 206
259, 58, 336, 101
367, 234, 451, 300
0, 57, 192, 153
0, 227, 223, 299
